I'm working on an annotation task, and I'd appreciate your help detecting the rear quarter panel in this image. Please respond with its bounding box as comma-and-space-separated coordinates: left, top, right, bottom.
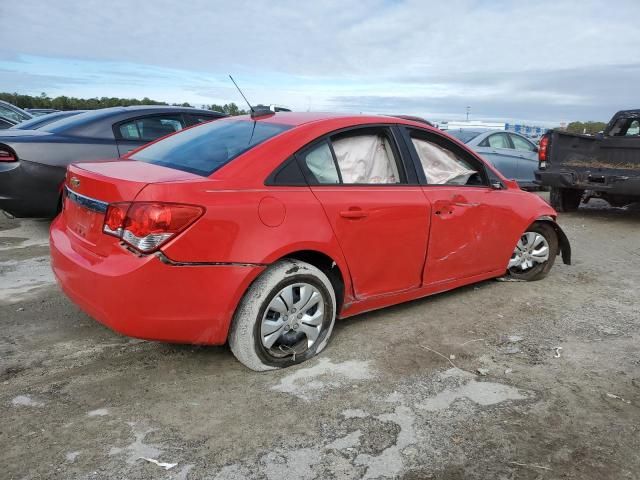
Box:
14, 138, 119, 167
136, 181, 350, 271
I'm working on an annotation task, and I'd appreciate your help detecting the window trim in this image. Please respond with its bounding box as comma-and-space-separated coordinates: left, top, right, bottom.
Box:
112, 113, 188, 143
398, 125, 492, 188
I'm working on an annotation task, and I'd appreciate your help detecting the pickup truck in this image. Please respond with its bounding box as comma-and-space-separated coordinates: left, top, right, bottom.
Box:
535, 109, 640, 211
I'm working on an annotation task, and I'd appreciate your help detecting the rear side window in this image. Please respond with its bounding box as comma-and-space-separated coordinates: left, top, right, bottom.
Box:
300, 127, 403, 185
332, 131, 400, 184
131, 119, 291, 176
118, 115, 185, 141
302, 142, 340, 184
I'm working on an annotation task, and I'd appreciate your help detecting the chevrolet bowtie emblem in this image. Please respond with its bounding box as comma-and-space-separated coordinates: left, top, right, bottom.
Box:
70, 176, 81, 188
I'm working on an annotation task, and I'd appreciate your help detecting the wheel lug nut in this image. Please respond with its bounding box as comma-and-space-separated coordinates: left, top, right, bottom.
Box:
297, 314, 302, 319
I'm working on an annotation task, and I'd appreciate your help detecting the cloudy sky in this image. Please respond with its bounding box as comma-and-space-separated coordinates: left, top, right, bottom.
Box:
1, 0, 638, 125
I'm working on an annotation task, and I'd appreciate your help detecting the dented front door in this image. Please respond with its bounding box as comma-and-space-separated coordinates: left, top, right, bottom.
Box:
421, 186, 507, 284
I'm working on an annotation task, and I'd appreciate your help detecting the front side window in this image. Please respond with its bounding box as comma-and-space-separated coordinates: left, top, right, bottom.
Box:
483, 133, 511, 149
118, 115, 185, 141
625, 120, 640, 136
407, 128, 487, 186
411, 137, 477, 185
132, 119, 291, 176
0, 104, 29, 123
510, 134, 536, 152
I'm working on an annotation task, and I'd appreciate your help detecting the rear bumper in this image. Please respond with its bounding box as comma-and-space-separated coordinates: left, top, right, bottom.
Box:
0, 160, 63, 217
535, 169, 640, 196
50, 215, 264, 345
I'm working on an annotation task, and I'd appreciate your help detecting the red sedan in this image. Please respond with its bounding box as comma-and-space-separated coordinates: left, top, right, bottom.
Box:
50, 112, 571, 371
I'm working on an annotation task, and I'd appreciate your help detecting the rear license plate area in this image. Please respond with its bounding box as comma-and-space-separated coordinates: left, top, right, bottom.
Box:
65, 197, 102, 244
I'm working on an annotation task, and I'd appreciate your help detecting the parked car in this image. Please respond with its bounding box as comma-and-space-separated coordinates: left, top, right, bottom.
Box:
0, 106, 226, 217
50, 112, 571, 371
25, 108, 60, 117
0, 100, 33, 127
11, 110, 86, 130
0, 116, 18, 129
448, 130, 539, 188
536, 109, 640, 211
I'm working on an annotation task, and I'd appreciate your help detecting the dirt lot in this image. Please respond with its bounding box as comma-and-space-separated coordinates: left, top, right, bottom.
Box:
1, 194, 639, 480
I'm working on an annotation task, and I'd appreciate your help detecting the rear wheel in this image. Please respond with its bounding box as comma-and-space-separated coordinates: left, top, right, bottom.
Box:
229, 259, 336, 371
550, 187, 583, 212
507, 222, 558, 281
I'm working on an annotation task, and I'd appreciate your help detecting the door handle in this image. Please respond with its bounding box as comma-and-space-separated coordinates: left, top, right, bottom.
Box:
340, 208, 368, 219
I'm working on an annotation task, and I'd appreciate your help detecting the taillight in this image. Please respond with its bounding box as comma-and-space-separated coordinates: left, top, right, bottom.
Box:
0, 147, 17, 162
103, 202, 130, 237
103, 202, 204, 253
538, 135, 549, 169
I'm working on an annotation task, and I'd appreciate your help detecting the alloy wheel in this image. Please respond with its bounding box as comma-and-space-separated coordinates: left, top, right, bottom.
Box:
508, 231, 550, 271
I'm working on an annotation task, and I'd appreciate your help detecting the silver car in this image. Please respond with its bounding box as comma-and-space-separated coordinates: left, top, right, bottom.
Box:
447, 130, 539, 189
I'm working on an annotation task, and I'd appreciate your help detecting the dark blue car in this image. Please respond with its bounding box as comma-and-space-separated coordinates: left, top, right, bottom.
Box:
0, 106, 225, 217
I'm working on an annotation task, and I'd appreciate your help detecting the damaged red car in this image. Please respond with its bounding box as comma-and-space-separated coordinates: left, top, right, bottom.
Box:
50, 112, 571, 371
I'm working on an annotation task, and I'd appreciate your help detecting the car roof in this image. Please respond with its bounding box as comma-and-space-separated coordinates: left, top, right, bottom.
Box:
227, 111, 435, 129
38, 106, 226, 139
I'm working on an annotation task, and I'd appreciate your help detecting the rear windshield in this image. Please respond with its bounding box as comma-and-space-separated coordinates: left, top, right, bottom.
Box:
447, 130, 482, 143
13, 111, 84, 130
131, 119, 292, 176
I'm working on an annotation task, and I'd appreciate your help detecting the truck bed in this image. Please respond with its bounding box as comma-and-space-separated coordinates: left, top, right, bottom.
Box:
549, 130, 640, 171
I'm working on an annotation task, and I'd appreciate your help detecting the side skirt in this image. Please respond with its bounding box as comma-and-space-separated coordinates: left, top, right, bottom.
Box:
339, 269, 505, 319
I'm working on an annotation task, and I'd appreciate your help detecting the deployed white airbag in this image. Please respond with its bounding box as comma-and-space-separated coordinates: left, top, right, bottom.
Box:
412, 138, 476, 185
332, 134, 399, 184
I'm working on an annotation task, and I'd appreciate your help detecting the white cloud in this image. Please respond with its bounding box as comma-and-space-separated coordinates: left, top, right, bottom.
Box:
1, 0, 639, 122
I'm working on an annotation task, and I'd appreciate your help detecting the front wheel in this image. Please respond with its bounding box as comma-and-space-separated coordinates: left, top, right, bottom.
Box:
229, 259, 337, 371
507, 222, 558, 281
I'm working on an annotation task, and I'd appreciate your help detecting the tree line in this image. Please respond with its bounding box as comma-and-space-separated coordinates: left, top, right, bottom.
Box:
565, 121, 608, 135
0, 92, 247, 116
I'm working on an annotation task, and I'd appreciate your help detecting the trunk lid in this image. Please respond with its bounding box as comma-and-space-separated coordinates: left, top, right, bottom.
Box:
63, 160, 200, 254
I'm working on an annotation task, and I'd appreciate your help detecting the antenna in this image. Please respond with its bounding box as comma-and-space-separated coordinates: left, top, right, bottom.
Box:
229, 75, 254, 114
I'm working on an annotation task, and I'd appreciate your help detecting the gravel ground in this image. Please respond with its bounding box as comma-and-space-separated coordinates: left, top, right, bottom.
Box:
1, 194, 639, 479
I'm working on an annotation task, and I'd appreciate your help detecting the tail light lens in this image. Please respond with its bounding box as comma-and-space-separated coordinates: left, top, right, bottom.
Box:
0, 147, 17, 162
103, 202, 204, 253
538, 135, 549, 169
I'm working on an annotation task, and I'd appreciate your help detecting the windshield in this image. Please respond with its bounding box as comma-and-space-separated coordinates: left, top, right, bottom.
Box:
131, 119, 292, 176
39, 108, 123, 133
0, 103, 31, 123
447, 130, 483, 143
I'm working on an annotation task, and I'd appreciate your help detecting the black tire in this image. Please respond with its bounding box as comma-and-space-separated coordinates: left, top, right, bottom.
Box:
228, 259, 336, 371
508, 222, 558, 281
549, 187, 583, 212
